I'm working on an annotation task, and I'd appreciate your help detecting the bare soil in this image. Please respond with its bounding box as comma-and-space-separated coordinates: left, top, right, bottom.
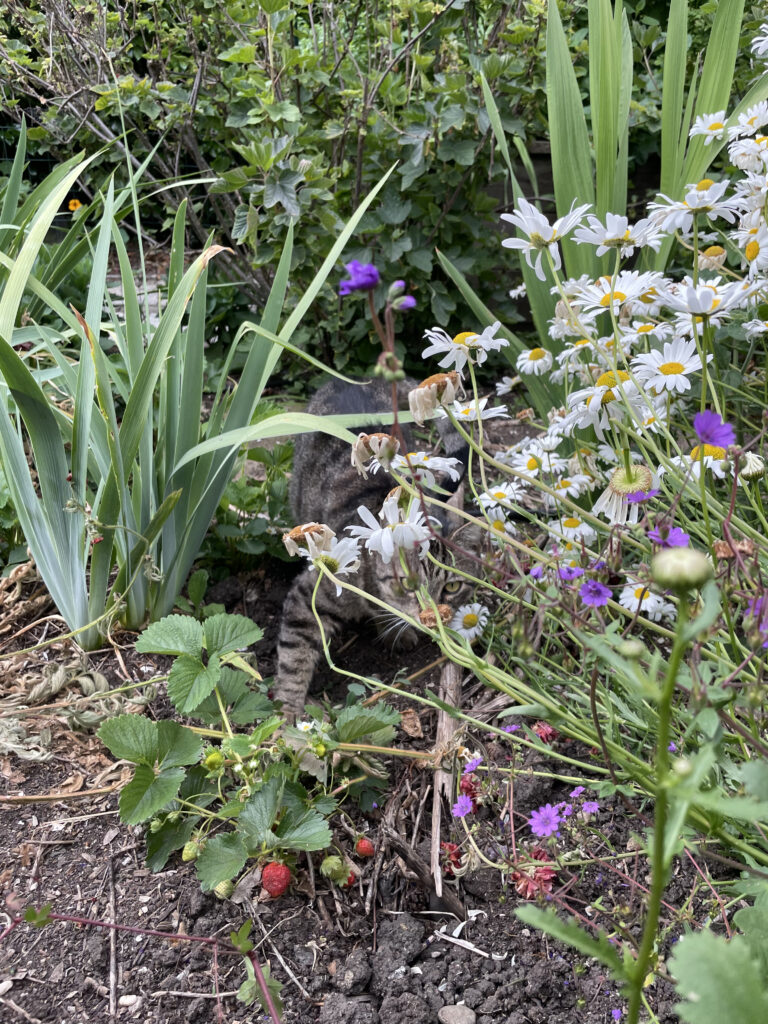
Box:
0, 560, 719, 1024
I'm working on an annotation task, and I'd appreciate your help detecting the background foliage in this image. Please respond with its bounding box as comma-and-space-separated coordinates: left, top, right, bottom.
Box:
4, 0, 759, 378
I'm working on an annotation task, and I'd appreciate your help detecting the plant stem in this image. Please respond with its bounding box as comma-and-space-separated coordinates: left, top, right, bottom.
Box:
626, 598, 690, 1024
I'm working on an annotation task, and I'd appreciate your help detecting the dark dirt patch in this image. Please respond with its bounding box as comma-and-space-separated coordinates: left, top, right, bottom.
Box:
0, 560, 718, 1024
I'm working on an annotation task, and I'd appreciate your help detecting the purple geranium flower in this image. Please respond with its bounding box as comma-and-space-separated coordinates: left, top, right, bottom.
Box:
559, 565, 585, 581
694, 410, 735, 448
530, 564, 545, 579
451, 794, 474, 818
612, 1010, 623, 1022
503, 724, 520, 733
569, 786, 585, 798
667, 742, 677, 753
626, 488, 661, 504
394, 294, 417, 311
339, 260, 380, 295
582, 800, 599, 814
647, 525, 690, 548
529, 803, 562, 838
579, 580, 611, 607
463, 757, 483, 775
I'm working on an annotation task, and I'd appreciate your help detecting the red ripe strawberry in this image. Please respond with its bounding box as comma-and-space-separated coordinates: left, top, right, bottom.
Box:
262, 862, 291, 897
355, 837, 375, 858
343, 871, 356, 887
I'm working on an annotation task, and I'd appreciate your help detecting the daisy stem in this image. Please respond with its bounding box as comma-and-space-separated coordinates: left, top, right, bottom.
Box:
466, 360, 491, 497
627, 598, 689, 1024
701, 317, 722, 417
692, 216, 699, 288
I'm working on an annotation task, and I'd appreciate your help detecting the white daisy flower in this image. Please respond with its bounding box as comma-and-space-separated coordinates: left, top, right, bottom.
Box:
727, 102, 768, 140
688, 111, 728, 145
421, 322, 507, 373
307, 535, 361, 595
408, 371, 461, 425
476, 481, 525, 511
346, 495, 433, 564
662, 444, 730, 481
648, 179, 738, 235
620, 320, 673, 347
740, 222, 768, 277
440, 397, 509, 422
573, 213, 665, 257
728, 135, 768, 173
698, 245, 727, 271
516, 346, 553, 376
591, 464, 656, 526
368, 451, 462, 490
618, 583, 675, 622
450, 603, 490, 641
631, 337, 708, 394
548, 514, 597, 544
743, 318, 768, 338
503, 440, 567, 477
501, 197, 591, 281
495, 375, 517, 396
546, 473, 593, 505
508, 283, 527, 299
577, 271, 663, 316
486, 509, 518, 544
752, 23, 768, 57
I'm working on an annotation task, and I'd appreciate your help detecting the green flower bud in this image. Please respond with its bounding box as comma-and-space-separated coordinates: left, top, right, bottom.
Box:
651, 548, 713, 591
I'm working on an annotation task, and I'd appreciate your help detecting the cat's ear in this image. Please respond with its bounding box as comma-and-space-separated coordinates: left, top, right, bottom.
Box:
448, 520, 484, 554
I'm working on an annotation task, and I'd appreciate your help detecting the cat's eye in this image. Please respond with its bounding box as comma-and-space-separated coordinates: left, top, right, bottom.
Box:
401, 575, 420, 592
443, 579, 462, 594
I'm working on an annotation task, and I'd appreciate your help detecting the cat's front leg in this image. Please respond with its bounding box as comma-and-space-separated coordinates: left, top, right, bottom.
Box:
273, 566, 358, 722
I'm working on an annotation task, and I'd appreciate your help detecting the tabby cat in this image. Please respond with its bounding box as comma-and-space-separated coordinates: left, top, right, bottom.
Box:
273, 378, 479, 719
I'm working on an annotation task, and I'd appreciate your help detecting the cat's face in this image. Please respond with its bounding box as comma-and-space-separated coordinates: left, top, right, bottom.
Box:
371, 524, 482, 648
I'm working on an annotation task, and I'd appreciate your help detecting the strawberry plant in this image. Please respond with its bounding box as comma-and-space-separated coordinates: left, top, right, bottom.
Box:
96, 611, 403, 897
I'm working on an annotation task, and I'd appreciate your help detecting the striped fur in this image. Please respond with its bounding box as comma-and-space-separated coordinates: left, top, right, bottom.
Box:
274, 379, 475, 719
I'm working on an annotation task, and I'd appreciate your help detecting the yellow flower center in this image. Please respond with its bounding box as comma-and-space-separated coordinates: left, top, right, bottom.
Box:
638, 288, 658, 303
707, 122, 724, 132
558, 479, 572, 488
690, 444, 726, 460
746, 240, 761, 262
562, 517, 581, 529
659, 361, 685, 375
529, 347, 547, 360
696, 178, 715, 190
596, 369, 630, 388
491, 519, 506, 533
526, 456, 541, 471
462, 612, 479, 628
634, 585, 648, 600
599, 291, 627, 307
492, 490, 507, 499
637, 323, 655, 333
453, 331, 478, 346
703, 245, 725, 257
601, 389, 618, 405
575, 338, 591, 347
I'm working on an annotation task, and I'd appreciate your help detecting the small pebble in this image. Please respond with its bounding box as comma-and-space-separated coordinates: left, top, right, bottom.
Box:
438, 1005, 476, 1024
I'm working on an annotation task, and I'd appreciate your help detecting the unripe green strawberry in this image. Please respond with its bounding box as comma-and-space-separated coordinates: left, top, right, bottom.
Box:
204, 751, 224, 771
355, 837, 375, 858
262, 862, 291, 897
213, 879, 234, 899
182, 840, 200, 862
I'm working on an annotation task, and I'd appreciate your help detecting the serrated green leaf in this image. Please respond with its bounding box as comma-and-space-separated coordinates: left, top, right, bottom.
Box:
156, 721, 203, 769
98, 714, 158, 766
195, 833, 249, 892
204, 613, 263, 657
277, 808, 332, 852
515, 905, 625, 977
334, 704, 401, 743
670, 931, 768, 1024
145, 816, 198, 872
136, 615, 204, 657
733, 904, 768, 978
741, 761, 768, 801
239, 777, 283, 849
167, 653, 221, 713
119, 765, 185, 824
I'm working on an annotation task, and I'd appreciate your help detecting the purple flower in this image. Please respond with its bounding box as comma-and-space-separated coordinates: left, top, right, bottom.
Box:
612, 1011, 623, 1022
648, 524, 690, 548
569, 786, 585, 798
529, 803, 562, 837
694, 410, 735, 448
452, 794, 474, 818
530, 565, 544, 579
579, 580, 611, 608
394, 294, 417, 311
556, 801, 573, 818
503, 724, 520, 733
667, 742, 677, 753
582, 800, 599, 814
559, 566, 585, 581
339, 260, 380, 295
463, 757, 483, 774
627, 488, 661, 504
